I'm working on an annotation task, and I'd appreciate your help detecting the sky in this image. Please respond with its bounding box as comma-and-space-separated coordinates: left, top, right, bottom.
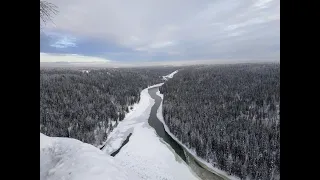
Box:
40, 0, 280, 65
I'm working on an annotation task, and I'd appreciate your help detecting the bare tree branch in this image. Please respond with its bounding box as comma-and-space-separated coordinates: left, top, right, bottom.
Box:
40, 1, 58, 28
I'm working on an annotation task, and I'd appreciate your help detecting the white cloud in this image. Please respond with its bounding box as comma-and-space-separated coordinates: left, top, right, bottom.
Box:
50, 36, 77, 48
43, 31, 78, 48
43, 0, 279, 60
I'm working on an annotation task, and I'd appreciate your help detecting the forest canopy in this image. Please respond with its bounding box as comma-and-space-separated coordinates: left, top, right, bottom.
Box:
160, 63, 280, 180
40, 67, 177, 146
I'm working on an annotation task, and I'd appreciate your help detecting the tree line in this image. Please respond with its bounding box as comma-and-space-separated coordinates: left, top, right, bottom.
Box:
40, 67, 177, 146
160, 64, 280, 180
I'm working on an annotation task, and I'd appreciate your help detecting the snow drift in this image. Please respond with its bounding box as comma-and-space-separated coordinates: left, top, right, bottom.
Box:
40, 133, 139, 180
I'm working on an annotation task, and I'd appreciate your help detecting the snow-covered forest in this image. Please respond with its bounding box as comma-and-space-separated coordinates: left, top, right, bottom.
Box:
40, 67, 177, 146
159, 64, 280, 180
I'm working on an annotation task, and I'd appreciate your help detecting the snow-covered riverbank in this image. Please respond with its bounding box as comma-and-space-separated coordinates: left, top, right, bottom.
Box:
162, 70, 178, 80
103, 81, 200, 180
101, 83, 162, 154
99, 83, 164, 152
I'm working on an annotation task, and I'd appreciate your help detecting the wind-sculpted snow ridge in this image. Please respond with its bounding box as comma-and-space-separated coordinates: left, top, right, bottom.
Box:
40, 133, 140, 180
162, 70, 178, 80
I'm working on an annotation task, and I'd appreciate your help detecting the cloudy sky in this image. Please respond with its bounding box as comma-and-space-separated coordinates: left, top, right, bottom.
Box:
40, 0, 280, 64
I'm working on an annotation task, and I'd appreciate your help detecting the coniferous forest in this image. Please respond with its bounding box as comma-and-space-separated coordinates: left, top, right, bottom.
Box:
40, 67, 177, 146
160, 64, 280, 180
